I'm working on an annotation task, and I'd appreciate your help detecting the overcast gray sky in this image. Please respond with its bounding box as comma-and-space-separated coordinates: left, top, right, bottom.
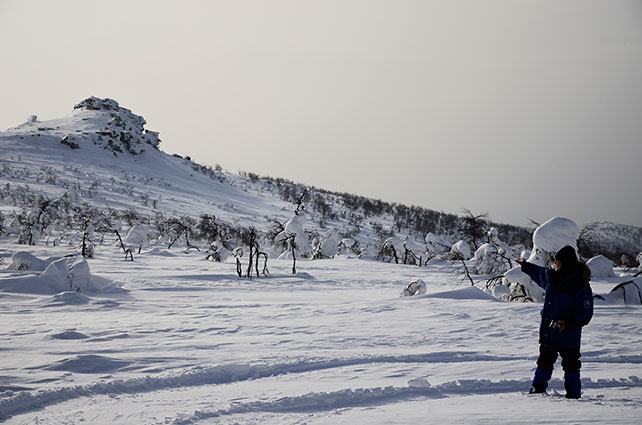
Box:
2, 0, 641, 227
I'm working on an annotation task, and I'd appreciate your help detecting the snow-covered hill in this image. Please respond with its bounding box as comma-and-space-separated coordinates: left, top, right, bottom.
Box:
0, 97, 298, 229
0, 97, 534, 261
2, 97, 641, 264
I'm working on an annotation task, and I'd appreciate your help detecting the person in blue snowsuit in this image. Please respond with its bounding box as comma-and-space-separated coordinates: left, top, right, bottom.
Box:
516, 245, 593, 398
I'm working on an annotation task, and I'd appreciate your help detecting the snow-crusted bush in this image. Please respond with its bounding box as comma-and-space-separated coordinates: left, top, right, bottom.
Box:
338, 238, 361, 256
8, 251, 52, 271
205, 242, 230, 262
41, 256, 105, 293
596, 279, 642, 305
401, 279, 427, 297
502, 266, 539, 302
311, 230, 339, 259
381, 237, 401, 262
450, 240, 472, 260
587, 255, 615, 278
125, 225, 150, 254
473, 228, 513, 275
377, 237, 405, 263
272, 214, 308, 260
425, 233, 451, 259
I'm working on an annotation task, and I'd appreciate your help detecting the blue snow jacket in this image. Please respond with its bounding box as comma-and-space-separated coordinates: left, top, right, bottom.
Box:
521, 261, 593, 349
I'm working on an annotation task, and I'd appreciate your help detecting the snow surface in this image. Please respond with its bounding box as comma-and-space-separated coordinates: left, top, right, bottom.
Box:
1, 244, 641, 424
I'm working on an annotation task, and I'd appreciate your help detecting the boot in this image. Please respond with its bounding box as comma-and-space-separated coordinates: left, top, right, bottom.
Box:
564, 371, 581, 399
530, 367, 552, 394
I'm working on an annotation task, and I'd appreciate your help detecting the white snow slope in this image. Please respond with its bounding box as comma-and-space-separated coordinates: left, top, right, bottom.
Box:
0, 98, 299, 232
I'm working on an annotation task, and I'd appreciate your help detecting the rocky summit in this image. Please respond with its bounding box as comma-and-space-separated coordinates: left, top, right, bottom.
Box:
64, 96, 161, 155
3, 96, 161, 156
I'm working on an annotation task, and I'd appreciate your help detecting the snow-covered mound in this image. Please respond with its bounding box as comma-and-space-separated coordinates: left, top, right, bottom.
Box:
426, 286, 498, 301
503, 266, 531, 287
587, 255, 616, 278
43, 291, 92, 306
8, 251, 55, 271
0, 255, 114, 295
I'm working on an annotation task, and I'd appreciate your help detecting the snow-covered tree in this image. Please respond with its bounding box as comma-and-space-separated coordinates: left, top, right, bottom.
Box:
450, 240, 472, 260
272, 213, 308, 274
338, 238, 361, 256
425, 233, 451, 259
312, 231, 339, 259
125, 225, 150, 254
473, 227, 513, 275
458, 209, 489, 250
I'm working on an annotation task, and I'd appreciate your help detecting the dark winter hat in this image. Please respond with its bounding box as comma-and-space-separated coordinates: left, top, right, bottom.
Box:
554, 245, 577, 265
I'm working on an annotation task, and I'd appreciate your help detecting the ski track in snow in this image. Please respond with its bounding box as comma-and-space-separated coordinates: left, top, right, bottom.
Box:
172, 376, 642, 424
1, 352, 641, 421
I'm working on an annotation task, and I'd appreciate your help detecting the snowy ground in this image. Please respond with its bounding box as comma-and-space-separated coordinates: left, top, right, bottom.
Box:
1, 244, 641, 424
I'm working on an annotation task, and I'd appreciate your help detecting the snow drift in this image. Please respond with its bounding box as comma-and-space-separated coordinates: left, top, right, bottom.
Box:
0, 255, 114, 295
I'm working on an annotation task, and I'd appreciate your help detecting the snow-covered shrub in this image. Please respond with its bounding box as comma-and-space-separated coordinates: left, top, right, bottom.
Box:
473, 228, 513, 275
272, 214, 309, 260
587, 255, 615, 278
312, 231, 339, 259
8, 251, 53, 271
503, 266, 543, 302
425, 233, 450, 258
402, 237, 424, 265
492, 283, 511, 300
125, 225, 150, 254
377, 237, 405, 263
596, 278, 642, 305
205, 242, 230, 262
338, 238, 361, 256
450, 240, 472, 260
2, 255, 112, 295
401, 279, 427, 297
41, 256, 108, 293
